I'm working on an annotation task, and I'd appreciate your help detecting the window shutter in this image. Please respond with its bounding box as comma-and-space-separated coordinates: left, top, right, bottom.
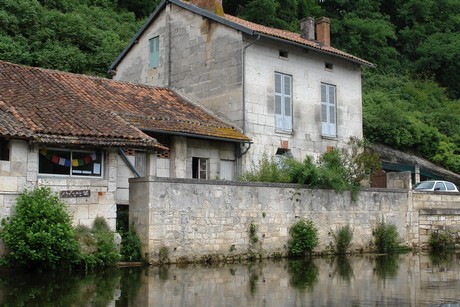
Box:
284, 75, 292, 131
275, 73, 283, 129
321, 83, 337, 137
149, 37, 159, 68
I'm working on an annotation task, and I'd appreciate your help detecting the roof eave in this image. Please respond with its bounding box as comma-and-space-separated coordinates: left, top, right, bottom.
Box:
255, 33, 375, 68
142, 128, 252, 144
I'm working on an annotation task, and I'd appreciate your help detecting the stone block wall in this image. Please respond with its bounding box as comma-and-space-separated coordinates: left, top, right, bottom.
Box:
0, 140, 121, 230
130, 177, 460, 264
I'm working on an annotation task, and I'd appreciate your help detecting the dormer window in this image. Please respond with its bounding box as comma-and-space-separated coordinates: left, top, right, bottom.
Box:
279, 50, 288, 59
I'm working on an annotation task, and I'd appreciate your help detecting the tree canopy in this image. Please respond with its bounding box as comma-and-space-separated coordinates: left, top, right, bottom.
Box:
1, 0, 459, 173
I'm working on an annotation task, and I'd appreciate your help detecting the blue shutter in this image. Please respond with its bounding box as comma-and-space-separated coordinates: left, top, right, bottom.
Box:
149, 37, 159, 68
283, 75, 292, 131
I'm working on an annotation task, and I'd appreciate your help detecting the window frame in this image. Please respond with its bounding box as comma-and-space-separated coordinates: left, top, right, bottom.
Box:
192, 157, 208, 180
321, 82, 337, 137
38, 147, 104, 178
149, 36, 160, 68
274, 72, 293, 132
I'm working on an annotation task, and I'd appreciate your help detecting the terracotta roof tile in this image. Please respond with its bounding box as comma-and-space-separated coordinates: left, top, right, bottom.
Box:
0, 61, 250, 149
223, 14, 373, 67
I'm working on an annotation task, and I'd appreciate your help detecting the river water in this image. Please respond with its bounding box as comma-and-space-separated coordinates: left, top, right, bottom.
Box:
0, 253, 459, 306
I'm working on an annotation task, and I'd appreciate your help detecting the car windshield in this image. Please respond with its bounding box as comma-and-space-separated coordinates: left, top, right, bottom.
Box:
415, 181, 435, 189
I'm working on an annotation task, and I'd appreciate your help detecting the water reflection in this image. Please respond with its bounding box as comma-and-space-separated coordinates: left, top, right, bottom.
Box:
0, 253, 459, 306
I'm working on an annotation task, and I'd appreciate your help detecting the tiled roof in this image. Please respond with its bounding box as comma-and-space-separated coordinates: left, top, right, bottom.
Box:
110, 0, 373, 71
0, 61, 250, 149
223, 14, 374, 67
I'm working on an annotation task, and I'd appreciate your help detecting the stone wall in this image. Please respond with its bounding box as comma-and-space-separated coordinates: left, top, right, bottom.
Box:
0, 140, 124, 230
129, 177, 460, 264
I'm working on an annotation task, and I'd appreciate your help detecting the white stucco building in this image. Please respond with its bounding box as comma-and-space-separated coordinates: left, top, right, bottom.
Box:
110, 0, 374, 175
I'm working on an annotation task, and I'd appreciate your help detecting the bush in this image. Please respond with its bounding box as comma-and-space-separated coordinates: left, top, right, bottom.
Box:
75, 217, 120, 268
120, 225, 142, 262
240, 152, 290, 183
288, 219, 319, 258
333, 225, 354, 254
0, 186, 80, 270
429, 230, 455, 252
373, 219, 401, 253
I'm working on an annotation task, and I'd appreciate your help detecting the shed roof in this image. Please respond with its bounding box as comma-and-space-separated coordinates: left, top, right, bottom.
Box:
0, 61, 250, 149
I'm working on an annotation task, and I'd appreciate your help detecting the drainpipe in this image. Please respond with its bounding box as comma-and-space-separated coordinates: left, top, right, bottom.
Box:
236, 34, 259, 177
118, 148, 141, 178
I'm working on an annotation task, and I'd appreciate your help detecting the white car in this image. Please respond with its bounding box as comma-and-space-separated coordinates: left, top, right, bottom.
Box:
413, 180, 459, 192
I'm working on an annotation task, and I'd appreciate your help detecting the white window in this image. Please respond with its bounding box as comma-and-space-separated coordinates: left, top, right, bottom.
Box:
275, 72, 292, 132
220, 160, 235, 181
39, 148, 103, 177
149, 36, 159, 68
321, 83, 337, 137
192, 157, 208, 179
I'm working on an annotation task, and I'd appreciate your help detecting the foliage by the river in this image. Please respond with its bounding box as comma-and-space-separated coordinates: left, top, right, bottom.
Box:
372, 218, 402, 253
0, 187, 80, 270
429, 230, 456, 252
0, 187, 140, 270
288, 219, 319, 258
1, 0, 458, 172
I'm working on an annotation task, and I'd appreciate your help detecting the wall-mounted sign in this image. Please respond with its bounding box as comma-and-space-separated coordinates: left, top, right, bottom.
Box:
60, 190, 91, 198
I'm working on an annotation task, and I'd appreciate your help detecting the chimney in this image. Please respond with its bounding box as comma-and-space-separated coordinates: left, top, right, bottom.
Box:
300, 17, 315, 40
315, 17, 330, 46
189, 0, 224, 16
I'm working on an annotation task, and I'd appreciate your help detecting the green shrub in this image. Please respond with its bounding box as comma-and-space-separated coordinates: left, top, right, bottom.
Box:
373, 219, 401, 253
75, 217, 120, 268
429, 230, 455, 252
120, 225, 142, 262
288, 219, 319, 258
240, 152, 290, 183
333, 225, 354, 254
0, 186, 80, 270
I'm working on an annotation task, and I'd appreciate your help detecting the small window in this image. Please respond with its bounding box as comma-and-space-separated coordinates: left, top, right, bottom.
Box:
149, 36, 159, 68
0, 139, 9, 161
279, 50, 288, 59
192, 157, 208, 179
325, 63, 333, 70
39, 148, 103, 177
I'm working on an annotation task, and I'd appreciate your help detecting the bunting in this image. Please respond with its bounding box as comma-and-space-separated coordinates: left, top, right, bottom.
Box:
40, 148, 96, 167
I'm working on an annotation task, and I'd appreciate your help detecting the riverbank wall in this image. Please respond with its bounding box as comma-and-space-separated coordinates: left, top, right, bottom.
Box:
129, 177, 460, 265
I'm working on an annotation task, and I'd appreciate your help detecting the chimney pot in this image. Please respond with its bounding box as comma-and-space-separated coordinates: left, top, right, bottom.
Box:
315, 17, 331, 46
300, 17, 315, 40
190, 0, 224, 16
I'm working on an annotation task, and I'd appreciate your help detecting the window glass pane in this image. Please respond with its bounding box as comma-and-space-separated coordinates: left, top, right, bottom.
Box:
72, 151, 102, 177
435, 182, 445, 190
446, 182, 456, 190
39, 149, 71, 175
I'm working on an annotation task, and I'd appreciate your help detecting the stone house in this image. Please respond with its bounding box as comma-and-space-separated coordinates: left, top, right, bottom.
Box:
0, 61, 250, 229
109, 0, 374, 174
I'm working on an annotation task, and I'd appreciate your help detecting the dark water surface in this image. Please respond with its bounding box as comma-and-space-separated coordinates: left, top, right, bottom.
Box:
1, 253, 459, 306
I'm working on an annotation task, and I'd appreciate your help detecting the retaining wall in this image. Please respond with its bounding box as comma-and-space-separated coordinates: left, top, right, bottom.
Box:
129, 177, 460, 264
